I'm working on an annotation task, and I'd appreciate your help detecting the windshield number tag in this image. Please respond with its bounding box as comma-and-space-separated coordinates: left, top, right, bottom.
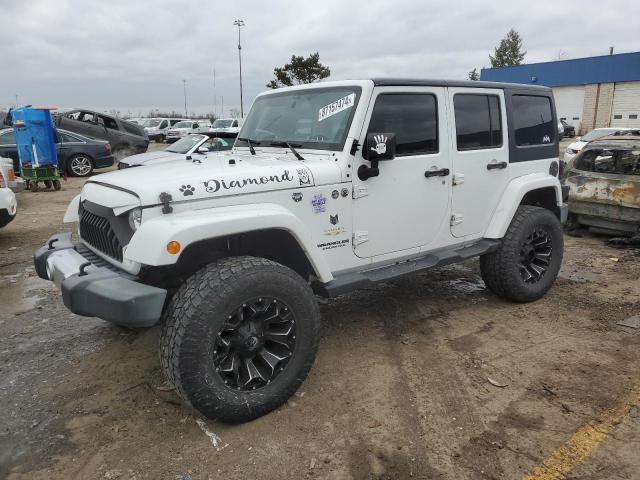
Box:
318, 93, 355, 122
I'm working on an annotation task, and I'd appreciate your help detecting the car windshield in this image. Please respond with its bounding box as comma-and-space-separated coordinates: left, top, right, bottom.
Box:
143, 119, 162, 128
212, 119, 233, 128
238, 86, 362, 151
173, 121, 192, 128
581, 129, 620, 142
166, 135, 205, 154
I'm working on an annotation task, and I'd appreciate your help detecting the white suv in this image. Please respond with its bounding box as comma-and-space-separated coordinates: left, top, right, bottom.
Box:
35, 79, 567, 423
0, 161, 17, 228
165, 120, 212, 142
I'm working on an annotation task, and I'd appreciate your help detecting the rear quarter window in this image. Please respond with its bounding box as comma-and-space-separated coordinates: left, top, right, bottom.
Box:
122, 123, 142, 136
512, 95, 555, 146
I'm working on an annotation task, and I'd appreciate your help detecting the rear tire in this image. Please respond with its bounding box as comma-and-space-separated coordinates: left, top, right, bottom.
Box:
68, 154, 94, 177
480, 206, 563, 302
160, 256, 320, 423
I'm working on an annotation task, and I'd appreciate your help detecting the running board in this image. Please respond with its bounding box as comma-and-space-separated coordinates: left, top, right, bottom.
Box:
317, 239, 500, 298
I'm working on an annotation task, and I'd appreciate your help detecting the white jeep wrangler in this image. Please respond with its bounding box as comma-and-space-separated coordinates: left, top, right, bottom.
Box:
35, 79, 567, 423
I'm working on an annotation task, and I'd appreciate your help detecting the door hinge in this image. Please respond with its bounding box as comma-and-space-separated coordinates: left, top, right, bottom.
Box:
352, 185, 369, 199
452, 173, 465, 185
353, 231, 369, 246
450, 214, 464, 226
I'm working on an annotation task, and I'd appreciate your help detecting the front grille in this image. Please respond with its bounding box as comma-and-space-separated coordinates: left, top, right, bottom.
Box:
79, 208, 124, 262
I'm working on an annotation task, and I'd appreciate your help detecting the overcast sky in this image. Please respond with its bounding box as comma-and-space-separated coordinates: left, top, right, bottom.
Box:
0, 0, 637, 118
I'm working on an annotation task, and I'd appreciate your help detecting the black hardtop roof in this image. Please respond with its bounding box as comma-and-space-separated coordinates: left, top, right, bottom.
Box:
372, 78, 552, 92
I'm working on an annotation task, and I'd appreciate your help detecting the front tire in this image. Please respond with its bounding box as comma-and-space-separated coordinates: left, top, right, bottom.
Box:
480, 206, 563, 302
160, 256, 320, 423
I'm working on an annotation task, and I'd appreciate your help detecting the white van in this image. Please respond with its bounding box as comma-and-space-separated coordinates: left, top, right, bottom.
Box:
165, 120, 212, 143
143, 118, 188, 143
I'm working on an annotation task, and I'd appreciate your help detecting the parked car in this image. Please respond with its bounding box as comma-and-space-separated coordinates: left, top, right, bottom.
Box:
118, 133, 235, 168
0, 128, 114, 177
564, 133, 640, 235
0, 161, 17, 228
207, 118, 242, 137
143, 118, 187, 143
165, 120, 212, 142
127, 118, 146, 125
56, 109, 148, 159
564, 127, 635, 163
36, 78, 566, 423
560, 120, 575, 138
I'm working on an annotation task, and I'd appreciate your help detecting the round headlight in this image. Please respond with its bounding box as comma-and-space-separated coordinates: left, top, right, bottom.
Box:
128, 208, 142, 230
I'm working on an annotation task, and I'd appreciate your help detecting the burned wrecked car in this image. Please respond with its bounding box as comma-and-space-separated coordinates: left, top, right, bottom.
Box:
564, 133, 640, 235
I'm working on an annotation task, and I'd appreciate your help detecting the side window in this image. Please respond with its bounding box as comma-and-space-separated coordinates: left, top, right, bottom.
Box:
575, 149, 616, 174
159, 120, 168, 129
232, 120, 238, 127
618, 150, 640, 175
367, 93, 438, 156
98, 115, 119, 130
79, 112, 96, 123
170, 119, 180, 126
58, 132, 79, 143
453, 94, 502, 150
193, 123, 199, 129
512, 95, 555, 146
0, 130, 15, 145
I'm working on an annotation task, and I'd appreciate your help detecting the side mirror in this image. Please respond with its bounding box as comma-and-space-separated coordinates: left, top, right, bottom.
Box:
363, 133, 396, 161
197, 146, 209, 153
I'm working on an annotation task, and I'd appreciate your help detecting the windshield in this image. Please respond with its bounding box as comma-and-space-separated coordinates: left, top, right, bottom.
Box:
581, 129, 619, 142
166, 135, 206, 153
212, 119, 233, 128
143, 119, 162, 128
173, 121, 192, 128
238, 86, 361, 151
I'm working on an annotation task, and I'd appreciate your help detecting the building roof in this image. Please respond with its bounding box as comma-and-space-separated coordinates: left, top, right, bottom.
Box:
480, 51, 640, 87
372, 78, 550, 91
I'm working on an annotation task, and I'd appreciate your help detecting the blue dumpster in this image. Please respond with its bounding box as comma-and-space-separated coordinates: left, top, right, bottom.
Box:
11, 107, 61, 191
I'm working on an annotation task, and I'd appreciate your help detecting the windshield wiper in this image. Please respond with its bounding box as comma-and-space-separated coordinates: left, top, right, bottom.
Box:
237, 137, 259, 155
270, 141, 304, 161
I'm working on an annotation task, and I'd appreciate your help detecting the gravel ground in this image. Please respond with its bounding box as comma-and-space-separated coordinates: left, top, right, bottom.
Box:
1, 139, 639, 480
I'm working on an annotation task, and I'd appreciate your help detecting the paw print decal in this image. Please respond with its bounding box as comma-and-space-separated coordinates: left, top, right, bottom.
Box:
180, 184, 195, 196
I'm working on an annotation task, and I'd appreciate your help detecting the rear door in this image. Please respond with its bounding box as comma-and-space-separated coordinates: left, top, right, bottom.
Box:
448, 88, 509, 238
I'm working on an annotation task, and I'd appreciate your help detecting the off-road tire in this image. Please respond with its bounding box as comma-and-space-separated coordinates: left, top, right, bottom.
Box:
480, 205, 563, 302
160, 256, 321, 423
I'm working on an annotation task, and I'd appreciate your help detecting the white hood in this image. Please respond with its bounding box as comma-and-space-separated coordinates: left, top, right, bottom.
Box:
567, 140, 587, 152
86, 150, 342, 206
122, 150, 175, 165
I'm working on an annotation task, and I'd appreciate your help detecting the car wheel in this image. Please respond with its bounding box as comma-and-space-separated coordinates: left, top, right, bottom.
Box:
160, 256, 321, 423
68, 154, 94, 177
480, 205, 563, 302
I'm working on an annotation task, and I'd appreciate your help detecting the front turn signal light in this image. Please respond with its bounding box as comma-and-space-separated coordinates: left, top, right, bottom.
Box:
166, 241, 181, 255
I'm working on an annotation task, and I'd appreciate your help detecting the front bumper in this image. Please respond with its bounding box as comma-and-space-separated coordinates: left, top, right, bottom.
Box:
34, 233, 167, 327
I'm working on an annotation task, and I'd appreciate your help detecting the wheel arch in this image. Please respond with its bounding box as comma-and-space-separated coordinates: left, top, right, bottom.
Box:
125, 203, 333, 283
484, 174, 563, 239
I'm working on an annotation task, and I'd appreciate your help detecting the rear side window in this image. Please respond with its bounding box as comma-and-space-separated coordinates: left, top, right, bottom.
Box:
122, 123, 141, 135
0, 130, 15, 145
454, 94, 502, 150
619, 150, 640, 175
512, 95, 554, 146
98, 115, 119, 130
367, 94, 438, 156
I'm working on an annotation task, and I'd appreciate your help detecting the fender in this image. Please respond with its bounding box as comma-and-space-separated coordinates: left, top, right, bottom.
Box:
63, 194, 80, 223
484, 173, 562, 239
125, 203, 334, 282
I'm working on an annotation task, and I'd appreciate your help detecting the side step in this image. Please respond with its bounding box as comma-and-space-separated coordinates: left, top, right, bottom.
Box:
318, 239, 500, 298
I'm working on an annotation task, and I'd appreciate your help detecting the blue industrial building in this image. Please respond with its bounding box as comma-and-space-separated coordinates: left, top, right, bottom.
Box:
481, 51, 640, 134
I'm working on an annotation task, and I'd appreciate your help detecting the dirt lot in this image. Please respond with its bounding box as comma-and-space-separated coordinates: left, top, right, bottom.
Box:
1, 141, 640, 480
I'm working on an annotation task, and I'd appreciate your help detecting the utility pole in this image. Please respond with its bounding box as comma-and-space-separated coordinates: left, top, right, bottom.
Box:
233, 19, 245, 118
182, 79, 187, 118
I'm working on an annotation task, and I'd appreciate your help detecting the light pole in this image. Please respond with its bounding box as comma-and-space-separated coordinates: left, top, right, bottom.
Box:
182, 79, 188, 118
233, 19, 245, 118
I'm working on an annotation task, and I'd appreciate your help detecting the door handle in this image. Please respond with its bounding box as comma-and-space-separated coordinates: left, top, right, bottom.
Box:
487, 161, 507, 170
424, 168, 450, 178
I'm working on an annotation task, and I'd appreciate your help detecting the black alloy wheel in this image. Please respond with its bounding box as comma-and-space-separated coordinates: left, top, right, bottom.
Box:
519, 230, 553, 283
213, 298, 296, 391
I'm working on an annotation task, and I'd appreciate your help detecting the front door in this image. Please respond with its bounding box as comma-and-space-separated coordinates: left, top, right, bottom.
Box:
352, 87, 450, 258
447, 88, 509, 238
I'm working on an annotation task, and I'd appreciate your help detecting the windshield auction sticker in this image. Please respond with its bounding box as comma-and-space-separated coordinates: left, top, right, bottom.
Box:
318, 93, 356, 122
